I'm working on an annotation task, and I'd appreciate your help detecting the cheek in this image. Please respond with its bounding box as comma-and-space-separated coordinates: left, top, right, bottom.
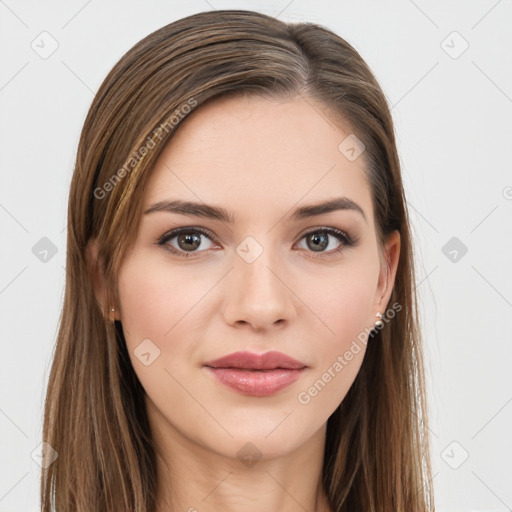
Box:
116, 254, 202, 409
325, 284, 374, 342
303, 261, 377, 347
116, 252, 219, 398
117, 252, 203, 348
295, 262, 377, 406
117, 261, 168, 348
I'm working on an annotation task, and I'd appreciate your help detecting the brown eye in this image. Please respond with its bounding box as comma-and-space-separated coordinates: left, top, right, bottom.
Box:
156, 228, 216, 257
176, 232, 202, 252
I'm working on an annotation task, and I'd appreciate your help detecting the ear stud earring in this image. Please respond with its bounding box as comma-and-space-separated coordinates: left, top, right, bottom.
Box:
374, 312, 383, 329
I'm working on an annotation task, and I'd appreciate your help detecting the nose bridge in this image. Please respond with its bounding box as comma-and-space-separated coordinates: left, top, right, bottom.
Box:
223, 234, 294, 329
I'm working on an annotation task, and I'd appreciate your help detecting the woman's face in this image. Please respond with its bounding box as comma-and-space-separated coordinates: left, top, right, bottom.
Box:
113, 94, 399, 461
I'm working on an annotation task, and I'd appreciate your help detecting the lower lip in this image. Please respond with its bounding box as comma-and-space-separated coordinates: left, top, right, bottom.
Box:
204, 367, 306, 397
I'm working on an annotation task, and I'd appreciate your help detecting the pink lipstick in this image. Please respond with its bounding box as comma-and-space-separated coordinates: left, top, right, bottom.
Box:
203, 350, 307, 397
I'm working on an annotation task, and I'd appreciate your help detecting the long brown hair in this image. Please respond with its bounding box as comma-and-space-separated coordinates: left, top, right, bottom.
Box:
41, 9, 434, 511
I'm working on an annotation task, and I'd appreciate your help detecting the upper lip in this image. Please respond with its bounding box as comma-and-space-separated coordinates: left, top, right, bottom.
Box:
204, 350, 307, 370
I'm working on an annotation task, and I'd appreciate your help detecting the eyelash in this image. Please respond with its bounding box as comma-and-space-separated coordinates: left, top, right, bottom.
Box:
155, 226, 358, 259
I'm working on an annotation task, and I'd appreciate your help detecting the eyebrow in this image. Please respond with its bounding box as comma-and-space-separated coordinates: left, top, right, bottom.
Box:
144, 197, 367, 224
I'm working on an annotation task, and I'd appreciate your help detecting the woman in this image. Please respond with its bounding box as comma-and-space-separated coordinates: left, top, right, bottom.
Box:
41, 9, 434, 511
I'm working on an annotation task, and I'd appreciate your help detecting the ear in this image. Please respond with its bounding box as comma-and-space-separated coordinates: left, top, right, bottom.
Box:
373, 229, 401, 315
85, 238, 119, 322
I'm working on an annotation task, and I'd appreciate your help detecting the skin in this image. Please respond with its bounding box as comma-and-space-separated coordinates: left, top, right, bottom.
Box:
88, 94, 400, 512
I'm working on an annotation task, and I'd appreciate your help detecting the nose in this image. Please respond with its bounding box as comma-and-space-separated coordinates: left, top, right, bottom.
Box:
221, 242, 296, 332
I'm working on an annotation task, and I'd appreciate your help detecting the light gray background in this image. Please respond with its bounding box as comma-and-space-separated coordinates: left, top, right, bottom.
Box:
1, 1, 511, 510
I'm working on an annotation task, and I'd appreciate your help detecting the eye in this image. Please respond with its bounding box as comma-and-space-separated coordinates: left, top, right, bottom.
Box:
155, 226, 358, 258
155, 227, 217, 257
296, 227, 358, 258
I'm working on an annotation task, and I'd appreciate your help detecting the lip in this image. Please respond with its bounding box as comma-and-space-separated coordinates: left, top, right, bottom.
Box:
203, 350, 308, 397
204, 350, 307, 370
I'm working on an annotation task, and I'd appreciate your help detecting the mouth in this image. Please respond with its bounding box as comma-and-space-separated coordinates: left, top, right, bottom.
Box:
203, 350, 308, 397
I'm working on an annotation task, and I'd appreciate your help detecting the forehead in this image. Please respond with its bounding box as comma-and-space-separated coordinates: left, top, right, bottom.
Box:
144, 95, 373, 225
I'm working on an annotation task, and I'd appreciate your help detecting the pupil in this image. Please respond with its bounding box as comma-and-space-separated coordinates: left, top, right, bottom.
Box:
309, 233, 327, 252
179, 233, 200, 251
